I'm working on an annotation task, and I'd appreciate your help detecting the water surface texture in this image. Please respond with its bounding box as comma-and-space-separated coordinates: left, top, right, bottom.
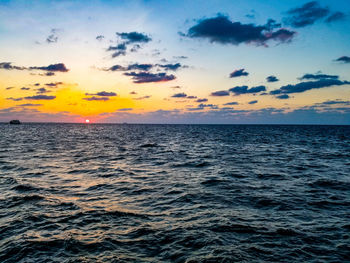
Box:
0, 124, 349, 262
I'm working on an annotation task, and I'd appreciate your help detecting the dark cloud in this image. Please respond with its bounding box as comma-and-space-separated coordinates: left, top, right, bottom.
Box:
6, 97, 23, 101
335, 56, 350, 63
18, 103, 42, 107
230, 69, 249, 78
106, 63, 154, 72
25, 95, 56, 100
229, 85, 266, 95
183, 15, 295, 46
224, 101, 239, 105
158, 63, 183, 71
36, 88, 50, 94
96, 35, 105, 41
1, 62, 68, 73
34, 83, 40, 86
171, 92, 187, 98
106, 65, 124, 71
130, 91, 137, 95
266, 75, 279, 82
6, 87, 14, 90
116, 32, 151, 43
45, 82, 63, 87
276, 94, 290, 99
30, 63, 69, 72
134, 95, 151, 100
188, 103, 219, 111
171, 93, 197, 99
128, 63, 153, 71
85, 91, 117, 97
118, 108, 133, 111
326, 11, 347, 23
248, 100, 258, 104
124, 72, 176, 83
299, 73, 339, 80
270, 79, 350, 95
196, 98, 208, 103
107, 43, 127, 58
38, 72, 55, 76
170, 86, 181, 89
46, 29, 60, 43
316, 100, 350, 106
83, 96, 109, 101
284, 1, 330, 28
105, 63, 184, 72
210, 90, 230, 96
0, 62, 25, 70
21, 87, 30, 90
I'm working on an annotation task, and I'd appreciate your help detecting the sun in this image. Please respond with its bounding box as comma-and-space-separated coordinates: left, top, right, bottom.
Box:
85, 119, 90, 123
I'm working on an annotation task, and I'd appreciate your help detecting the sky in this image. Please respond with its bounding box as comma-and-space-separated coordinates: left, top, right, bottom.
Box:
0, 0, 349, 124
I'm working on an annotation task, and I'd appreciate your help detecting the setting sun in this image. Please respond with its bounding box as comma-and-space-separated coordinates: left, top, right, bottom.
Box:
85, 119, 90, 123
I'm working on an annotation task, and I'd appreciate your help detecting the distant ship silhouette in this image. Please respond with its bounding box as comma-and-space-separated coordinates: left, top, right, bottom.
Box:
9, 120, 21, 124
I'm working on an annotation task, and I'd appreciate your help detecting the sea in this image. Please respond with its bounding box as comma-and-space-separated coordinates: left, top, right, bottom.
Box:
0, 123, 349, 263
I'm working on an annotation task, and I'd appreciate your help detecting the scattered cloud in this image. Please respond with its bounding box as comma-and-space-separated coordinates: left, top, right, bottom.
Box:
230, 69, 249, 78
183, 14, 295, 46
96, 35, 105, 41
107, 43, 127, 57
158, 63, 183, 71
124, 72, 176, 83
6, 97, 23, 101
224, 101, 239, 105
21, 87, 30, 90
83, 96, 109, 101
30, 63, 69, 72
36, 88, 50, 94
104, 63, 185, 72
276, 94, 290, 99
134, 95, 151, 100
270, 79, 350, 95
18, 103, 42, 107
25, 95, 56, 100
284, 1, 345, 27
85, 91, 117, 97
299, 73, 339, 80
44, 82, 63, 87
266, 75, 279, 82
46, 28, 60, 44
117, 32, 151, 43
0, 62, 25, 70
105, 63, 154, 72
210, 90, 230, 96
6, 87, 14, 90
118, 108, 133, 111
130, 91, 137, 95
326, 11, 347, 23
196, 98, 208, 103
188, 103, 219, 111
248, 100, 258, 104
171, 93, 197, 99
335, 56, 350, 63
173, 56, 188, 59
171, 92, 187, 98
229, 85, 266, 95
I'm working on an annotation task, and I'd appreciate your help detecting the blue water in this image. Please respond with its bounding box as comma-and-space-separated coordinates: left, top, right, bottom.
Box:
0, 124, 349, 262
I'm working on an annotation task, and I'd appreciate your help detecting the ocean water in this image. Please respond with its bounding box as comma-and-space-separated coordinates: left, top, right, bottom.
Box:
0, 123, 349, 263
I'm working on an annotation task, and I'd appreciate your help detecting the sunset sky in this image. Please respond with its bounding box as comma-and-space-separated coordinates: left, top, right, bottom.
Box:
0, 0, 349, 124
